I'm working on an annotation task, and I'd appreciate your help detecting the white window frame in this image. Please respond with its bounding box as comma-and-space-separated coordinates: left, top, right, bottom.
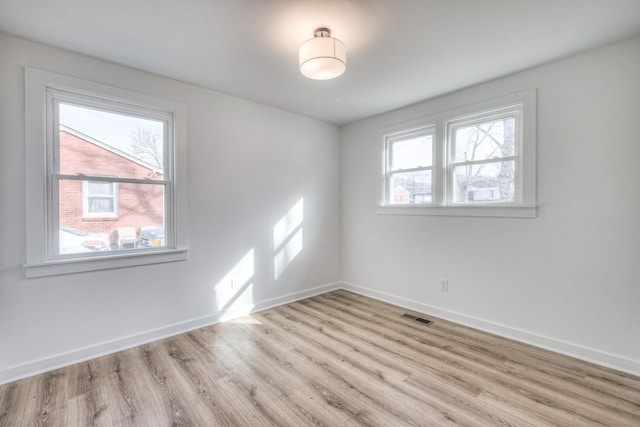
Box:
446, 106, 522, 206
378, 89, 536, 218
25, 68, 189, 278
383, 125, 435, 206
82, 181, 119, 218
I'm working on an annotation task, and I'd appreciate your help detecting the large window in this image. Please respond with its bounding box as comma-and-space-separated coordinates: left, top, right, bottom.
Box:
25, 68, 188, 277
51, 94, 170, 257
379, 90, 536, 217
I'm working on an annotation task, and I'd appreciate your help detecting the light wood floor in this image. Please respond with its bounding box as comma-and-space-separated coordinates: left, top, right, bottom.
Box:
1, 290, 639, 426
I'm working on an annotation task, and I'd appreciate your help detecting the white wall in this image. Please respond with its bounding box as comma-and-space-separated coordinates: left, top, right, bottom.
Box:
0, 34, 341, 383
340, 36, 640, 375
2, 32, 639, 384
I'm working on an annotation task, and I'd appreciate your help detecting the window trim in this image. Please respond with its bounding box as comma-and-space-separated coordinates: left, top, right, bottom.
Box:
383, 125, 435, 206
377, 89, 536, 218
25, 67, 189, 277
445, 105, 522, 206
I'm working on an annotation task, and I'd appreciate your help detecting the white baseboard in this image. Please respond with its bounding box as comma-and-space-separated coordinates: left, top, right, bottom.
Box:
0, 282, 341, 385
341, 281, 640, 377
3, 280, 637, 384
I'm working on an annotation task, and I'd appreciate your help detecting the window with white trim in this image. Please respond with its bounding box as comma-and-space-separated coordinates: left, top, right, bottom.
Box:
447, 106, 520, 205
385, 126, 434, 204
379, 90, 536, 217
25, 68, 189, 277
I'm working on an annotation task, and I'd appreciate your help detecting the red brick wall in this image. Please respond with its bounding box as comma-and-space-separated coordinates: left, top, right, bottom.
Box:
59, 131, 164, 241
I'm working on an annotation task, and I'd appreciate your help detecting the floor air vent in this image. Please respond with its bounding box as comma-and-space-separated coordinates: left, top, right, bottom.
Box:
402, 313, 433, 325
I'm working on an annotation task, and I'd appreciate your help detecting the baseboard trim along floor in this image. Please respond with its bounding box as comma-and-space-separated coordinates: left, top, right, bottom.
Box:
1, 290, 638, 425
341, 281, 640, 377
0, 282, 342, 385
2, 280, 637, 385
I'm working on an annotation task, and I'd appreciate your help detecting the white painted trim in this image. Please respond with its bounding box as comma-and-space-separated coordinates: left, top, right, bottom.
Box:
376, 204, 537, 218
24, 249, 189, 278
3, 280, 636, 384
340, 281, 640, 377
0, 282, 341, 385
382, 125, 435, 205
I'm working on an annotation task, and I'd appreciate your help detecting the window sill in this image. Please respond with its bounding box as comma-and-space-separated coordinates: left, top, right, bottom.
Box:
376, 204, 537, 218
24, 249, 188, 278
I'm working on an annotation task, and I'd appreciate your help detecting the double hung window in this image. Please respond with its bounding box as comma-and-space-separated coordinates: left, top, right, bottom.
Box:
25, 68, 188, 277
379, 90, 536, 217
385, 127, 434, 204
447, 107, 520, 204
50, 91, 171, 259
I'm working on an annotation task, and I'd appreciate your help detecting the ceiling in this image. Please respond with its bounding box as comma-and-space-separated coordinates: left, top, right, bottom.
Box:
1, 0, 639, 125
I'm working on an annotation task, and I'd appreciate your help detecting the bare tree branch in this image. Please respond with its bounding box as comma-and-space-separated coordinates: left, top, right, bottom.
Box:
129, 126, 163, 169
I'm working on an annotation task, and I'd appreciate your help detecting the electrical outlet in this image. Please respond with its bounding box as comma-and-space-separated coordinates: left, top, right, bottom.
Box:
440, 279, 448, 292
230, 278, 236, 291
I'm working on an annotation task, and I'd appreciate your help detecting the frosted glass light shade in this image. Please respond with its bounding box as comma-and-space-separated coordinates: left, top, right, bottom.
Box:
299, 28, 346, 80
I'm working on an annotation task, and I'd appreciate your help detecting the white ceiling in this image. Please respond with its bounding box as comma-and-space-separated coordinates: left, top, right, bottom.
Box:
1, 0, 640, 125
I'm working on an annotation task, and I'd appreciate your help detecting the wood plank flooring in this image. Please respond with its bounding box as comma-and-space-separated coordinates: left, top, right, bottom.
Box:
1, 290, 639, 426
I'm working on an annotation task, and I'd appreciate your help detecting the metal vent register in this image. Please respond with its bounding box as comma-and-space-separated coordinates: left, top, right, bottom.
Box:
402, 313, 433, 325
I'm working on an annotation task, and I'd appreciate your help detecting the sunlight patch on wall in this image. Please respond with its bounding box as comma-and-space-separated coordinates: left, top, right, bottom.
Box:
215, 248, 255, 319
274, 228, 303, 280
273, 198, 304, 280
226, 317, 263, 325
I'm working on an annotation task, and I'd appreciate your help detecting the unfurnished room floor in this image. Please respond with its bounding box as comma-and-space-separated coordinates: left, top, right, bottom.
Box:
0, 290, 639, 426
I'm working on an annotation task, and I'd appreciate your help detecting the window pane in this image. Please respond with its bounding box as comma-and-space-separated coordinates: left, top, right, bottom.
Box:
453, 117, 515, 163
59, 103, 165, 179
452, 160, 515, 203
87, 181, 114, 196
88, 197, 114, 213
59, 179, 166, 254
390, 170, 432, 204
391, 135, 432, 170
59, 225, 111, 255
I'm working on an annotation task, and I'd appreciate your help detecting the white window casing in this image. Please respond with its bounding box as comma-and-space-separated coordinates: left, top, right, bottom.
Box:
383, 125, 435, 206
378, 89, 536, 218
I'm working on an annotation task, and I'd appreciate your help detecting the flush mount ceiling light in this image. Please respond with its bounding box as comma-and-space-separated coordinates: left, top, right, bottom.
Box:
299, 27, 346, 80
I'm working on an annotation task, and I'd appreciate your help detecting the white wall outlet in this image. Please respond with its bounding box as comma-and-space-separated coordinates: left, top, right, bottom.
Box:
440, 279, 449, 292
230, 278, 236, 291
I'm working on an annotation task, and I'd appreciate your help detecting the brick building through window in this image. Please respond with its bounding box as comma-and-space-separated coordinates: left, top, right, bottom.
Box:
59, 126, 164, 246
